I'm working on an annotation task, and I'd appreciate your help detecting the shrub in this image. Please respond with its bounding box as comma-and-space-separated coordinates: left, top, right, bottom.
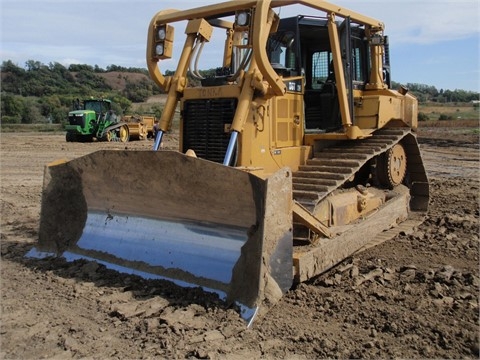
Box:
1, 115, 21, 124
438, 113, 453, 121
418, 112, 429, 121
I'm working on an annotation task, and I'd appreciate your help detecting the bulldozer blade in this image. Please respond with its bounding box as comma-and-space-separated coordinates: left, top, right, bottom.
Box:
27, 151, 293, 325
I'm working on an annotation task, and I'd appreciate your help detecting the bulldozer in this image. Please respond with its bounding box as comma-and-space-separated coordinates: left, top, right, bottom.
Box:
29, 0, 429, 326
65, 98, 130, 142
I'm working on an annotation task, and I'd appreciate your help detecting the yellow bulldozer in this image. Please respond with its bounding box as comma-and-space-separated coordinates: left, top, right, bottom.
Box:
29, 0, 429, 326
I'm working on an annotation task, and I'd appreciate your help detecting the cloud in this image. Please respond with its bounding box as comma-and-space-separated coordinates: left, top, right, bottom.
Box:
335, 1, 480, 44
1, 0, 478, 91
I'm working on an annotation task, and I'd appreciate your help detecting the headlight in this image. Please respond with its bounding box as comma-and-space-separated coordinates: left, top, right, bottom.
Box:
370, 34, 385, 45
153, 24, 174, 59
157, 27, 166, 40
155, 44, 164, 56
236, 12, 249, 27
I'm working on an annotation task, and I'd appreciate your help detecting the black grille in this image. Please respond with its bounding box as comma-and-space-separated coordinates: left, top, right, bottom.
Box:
182, 98, 237, 163
68, 114, 85, 127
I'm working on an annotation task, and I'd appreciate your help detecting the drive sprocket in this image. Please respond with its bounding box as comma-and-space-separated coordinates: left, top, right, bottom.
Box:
375, 143, 407, 189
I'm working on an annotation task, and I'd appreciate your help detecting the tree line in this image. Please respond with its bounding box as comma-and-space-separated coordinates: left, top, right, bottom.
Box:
390, 81, 478, 104
1, 60, 162, 124
1, 59, 478, 125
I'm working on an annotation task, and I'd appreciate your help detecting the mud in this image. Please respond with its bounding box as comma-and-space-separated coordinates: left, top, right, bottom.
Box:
1, 127, 479, 359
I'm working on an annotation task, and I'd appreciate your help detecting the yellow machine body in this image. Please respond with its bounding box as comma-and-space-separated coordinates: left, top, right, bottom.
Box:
31, 0, 429, 326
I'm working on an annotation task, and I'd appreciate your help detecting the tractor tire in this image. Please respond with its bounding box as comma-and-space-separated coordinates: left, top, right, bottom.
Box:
119, 125, 130, 143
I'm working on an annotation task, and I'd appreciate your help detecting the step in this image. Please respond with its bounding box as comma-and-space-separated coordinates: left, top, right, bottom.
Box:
292, 177, 338, 186
312, 152, 371, 160
292, 183, 331, 193
293, 189, 323, 200
298, 165, 354, 174
293, 171, 346, 180
306, 159, 362, 168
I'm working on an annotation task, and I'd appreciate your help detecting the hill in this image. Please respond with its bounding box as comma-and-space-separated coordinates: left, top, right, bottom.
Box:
97, 71, 151, 92
0, 60, 163, 124
1, 59, 479, 126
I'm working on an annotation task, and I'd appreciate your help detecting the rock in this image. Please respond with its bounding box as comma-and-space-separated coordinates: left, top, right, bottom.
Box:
421, 345, 434, 356
363, 341, 375, 349
334, 274, 342, 285
160, 308, 208, 329
354, 268, 383, 286
470, 340, 480, 356
442, 296, 455, 305
434, 282, 444, 293
435, 265, 455, 282
400, 269, 416, 282
446, 233, 457, 241
99, 290, 134, 305
139, 297, 169, 317
62, 335, 80, 352
458, 292, 473, 300
144, 318, 160, 333
383, 272, 395, 282
403, 283, 413, 293
424, 269, 436, 281
465, 273, 480, 287
451, 278, 462, 287
322, 278, 335, 287
189, 330, 225, 344
111, 303, 145, 319
413, 230, 425, 239
351, 265, 359, 278
320, 338, 336, 351
372, 290, 387, 300
383, 322, 398, 334
73, 284, 84, 296
337, 263, 353, 273
432, 296, 454, 307
262, 339, 284, 352
204, 330, 225, 342
188, 335, 204, 344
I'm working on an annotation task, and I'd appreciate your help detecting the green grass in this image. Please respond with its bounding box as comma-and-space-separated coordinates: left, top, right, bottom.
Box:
419, 103, 480, 121
419, 119, 479, 128
1, 124, 64, 133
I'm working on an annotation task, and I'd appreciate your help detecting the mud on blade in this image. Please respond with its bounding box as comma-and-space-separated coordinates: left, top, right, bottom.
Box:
29, 151, 293, 324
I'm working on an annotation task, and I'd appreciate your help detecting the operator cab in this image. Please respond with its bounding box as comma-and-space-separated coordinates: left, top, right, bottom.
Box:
267, 16, 371, 132
84, 99, 112, 121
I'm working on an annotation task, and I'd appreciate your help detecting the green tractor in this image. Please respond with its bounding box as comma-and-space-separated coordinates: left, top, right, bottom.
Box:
65, 98, 129, 142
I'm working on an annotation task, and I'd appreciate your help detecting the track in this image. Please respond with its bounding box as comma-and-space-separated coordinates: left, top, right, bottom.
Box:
291, 127, 431, 280
292, 127, 429, 213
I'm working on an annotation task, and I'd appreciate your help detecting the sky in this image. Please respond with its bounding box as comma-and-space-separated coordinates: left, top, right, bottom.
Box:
1, 0, 479, 92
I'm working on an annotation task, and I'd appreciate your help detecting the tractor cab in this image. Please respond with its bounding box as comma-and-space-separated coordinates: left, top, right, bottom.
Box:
83, 99, 114, 122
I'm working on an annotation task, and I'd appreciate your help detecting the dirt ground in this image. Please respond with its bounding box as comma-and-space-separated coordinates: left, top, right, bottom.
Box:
1, 125, 479, 359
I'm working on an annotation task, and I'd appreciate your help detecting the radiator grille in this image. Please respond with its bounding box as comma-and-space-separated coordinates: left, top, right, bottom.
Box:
68, 114, 85, 127
182, 98, 237, 163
